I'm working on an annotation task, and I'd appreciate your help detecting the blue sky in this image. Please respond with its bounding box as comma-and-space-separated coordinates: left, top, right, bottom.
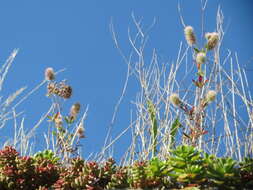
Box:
0, 0, 252, 160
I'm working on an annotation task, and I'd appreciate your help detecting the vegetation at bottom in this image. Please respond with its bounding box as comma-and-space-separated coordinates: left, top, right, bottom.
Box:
0, 145, 252, 190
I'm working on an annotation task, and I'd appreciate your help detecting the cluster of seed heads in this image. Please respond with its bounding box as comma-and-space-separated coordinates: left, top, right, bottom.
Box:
47, 81, 72, 99
169, 91, 216, 108
178, 25, 218, 106
184, 26, 219, 75
168, 26, 219, 145
184, 25, 219, 51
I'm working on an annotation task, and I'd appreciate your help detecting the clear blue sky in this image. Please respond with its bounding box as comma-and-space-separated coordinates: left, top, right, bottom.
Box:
0, 0, 252, 160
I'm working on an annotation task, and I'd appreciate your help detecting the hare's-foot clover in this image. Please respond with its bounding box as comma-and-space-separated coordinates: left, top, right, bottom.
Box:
203, 90, 216, 105
169, 93, 181, 106
195, 52, 206, 69
205, 32, 219, 50
184, 26, 196, 46
45, 67, 84, 163
45, 67, 55, 81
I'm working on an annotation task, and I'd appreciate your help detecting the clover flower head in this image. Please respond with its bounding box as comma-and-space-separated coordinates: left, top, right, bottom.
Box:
205, 90, 217, 103
184, 26, 196, 46
59, 83, 72, 99
77, 124, 85, 138
45, 67, 55, 81
169, 93, 181, 106
196, 52, 206, 65
70, 103, 81, 118
205, 32, 219, 50
205, 32, 212, 40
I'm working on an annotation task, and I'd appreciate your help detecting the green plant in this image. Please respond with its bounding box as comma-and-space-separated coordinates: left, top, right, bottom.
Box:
204, 154, 239, 189
106, 2, 253, 168
106, 166, 129, 189
167, 145, 205, 187
47, 107, 84, 163
33, 149, 60, 165
147, 99, 158, 158
45, 68, 86, 163
129, 161, 147, 189
169, 118, 182, 150
53, 157, 85, 190
54, 158, 117, 190
0, 145, 253, 189
33, 154, 60, 189
145, 157, 172, 189
0, 2, 252, 189
169, 26, 219, 147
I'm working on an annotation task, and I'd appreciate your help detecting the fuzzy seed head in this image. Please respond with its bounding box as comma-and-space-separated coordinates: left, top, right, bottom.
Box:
205, 90, 216, 103
169, 93, 181, 106
59, 83, 72, 99
77, 124, 85, 138
205, 32, 212, 40
196, 52, 206, 65
70, 103, 81, 117
206, 32, 219, 50
46, 81, 72, 99
184, 26, 196, 46
47, 82, 58, 97
45, 67, 55, 81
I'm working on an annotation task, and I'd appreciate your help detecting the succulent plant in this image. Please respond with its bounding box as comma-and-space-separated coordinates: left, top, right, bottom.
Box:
54, 158, 117, 190
34, 157, 60, 188
53, 157, 85, 189
106, 166, 129, 189
33, 149, 60, 187
129, 161, 148, 189
145, 157, 172, 188
33, 150, 60, 165
204, 154, 239, 189
0, 146, 252, 189
167, 145, 206, 187
0, 146, 60, 190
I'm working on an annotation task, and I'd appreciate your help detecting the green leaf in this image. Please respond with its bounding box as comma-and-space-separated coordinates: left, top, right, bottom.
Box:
169, 118, 181, 149
52, 130, 57, 136
147, 99, 158, 158
65, 116, 75, 124
193, 47, 200, 53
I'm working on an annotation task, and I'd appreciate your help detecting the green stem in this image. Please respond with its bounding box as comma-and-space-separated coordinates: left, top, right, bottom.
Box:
147, 99, 158, 158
